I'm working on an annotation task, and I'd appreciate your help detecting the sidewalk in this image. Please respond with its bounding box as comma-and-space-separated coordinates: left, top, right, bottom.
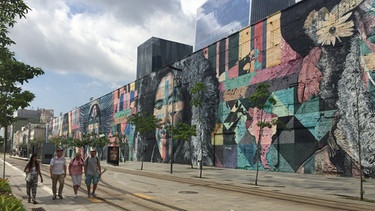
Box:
3, 155, 118, 211
105, 160, 375, 203
4, 155, 375, 210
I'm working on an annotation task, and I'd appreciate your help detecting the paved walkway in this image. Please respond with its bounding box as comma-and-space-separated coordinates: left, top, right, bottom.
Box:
3, 155, 375, 210
113, 160, 375, 202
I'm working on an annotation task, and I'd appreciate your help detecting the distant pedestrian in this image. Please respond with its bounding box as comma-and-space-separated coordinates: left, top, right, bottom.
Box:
24, 154, 43, 204
84, 147, 101, 198
68, 151, 84, 198
50, 147, 67, 200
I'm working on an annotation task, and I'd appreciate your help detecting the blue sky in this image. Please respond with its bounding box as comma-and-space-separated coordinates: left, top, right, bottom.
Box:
9, 0, 206, 116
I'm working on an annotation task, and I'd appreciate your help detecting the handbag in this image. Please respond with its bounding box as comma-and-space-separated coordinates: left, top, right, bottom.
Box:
25, 173, 32, 182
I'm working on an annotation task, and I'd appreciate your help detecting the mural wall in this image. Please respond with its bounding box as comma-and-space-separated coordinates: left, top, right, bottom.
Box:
50, 0, 375, 177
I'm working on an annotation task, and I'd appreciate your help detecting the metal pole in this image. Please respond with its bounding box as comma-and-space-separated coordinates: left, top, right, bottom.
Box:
27, 122, 31, 160
11, 124, 14, 155
45, 122, 49, 143
3, 126, 8, 178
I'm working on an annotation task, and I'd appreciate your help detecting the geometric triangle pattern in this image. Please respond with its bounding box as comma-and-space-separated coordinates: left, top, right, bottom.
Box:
294, 108, 337, 142
314, 109, 336, 142
268, 144, 294, 172
272, 88, 295, 117
237, 142, 257, 169
295, 96, 319, 114
294, 112, 320, 139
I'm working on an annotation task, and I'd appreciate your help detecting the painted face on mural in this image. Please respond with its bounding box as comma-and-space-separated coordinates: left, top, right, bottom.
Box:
88, 106, 100, 133
153, 72, 184, 161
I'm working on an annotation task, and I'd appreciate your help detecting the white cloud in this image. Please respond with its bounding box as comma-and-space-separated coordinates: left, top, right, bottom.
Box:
8, 0, 205, 115
9, 0, 203, 84
181, 0, 207, 16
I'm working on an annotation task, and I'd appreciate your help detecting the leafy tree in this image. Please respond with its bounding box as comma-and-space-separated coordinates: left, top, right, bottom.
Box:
168, 122, 196, 169
128, 112, 160, 170
62, 136, 85, 158
0, 0, 44, 161
66, 137, 86, 158
190, 82, 207, 178
49, 136, 64, 147
93, 134, 110, 148
29, 138, 44, 146
93, 133, 110, 160
248, 83, 281, 186
77, 133, 91, 158
18, 142, 27, 149
29, 137, 43, 151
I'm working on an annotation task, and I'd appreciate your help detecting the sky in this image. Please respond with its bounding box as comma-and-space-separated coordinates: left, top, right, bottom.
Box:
9, 0, 207, 116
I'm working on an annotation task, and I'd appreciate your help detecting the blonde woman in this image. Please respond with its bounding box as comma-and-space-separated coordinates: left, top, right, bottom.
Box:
68, 152, 84, 198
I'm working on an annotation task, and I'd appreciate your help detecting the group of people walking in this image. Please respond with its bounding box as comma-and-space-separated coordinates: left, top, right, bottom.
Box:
24, 147, 101, 204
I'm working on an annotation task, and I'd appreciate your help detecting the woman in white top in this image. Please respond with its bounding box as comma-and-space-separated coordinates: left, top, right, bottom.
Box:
24, 154, 43, 204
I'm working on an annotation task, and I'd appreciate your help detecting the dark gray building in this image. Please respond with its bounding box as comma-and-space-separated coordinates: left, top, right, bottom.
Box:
13, 109, 54, 132
136, 37, 193, 80
195, 0, 298, 51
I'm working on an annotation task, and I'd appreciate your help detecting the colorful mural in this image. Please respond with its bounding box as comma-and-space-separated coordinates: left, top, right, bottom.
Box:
50, 0, 375, 177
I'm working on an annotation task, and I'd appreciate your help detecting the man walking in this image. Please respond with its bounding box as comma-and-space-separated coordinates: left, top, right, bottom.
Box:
84, 147, 101, 197
50, 147, 67, 200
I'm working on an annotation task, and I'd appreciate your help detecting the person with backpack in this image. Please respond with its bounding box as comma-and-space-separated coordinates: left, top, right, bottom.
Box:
24, 154, 43, 204
84, 147, 101, 197
68, 151, 84, 198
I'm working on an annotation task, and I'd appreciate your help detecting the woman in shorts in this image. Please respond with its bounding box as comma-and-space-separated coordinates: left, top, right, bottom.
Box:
68, 151, 84, 198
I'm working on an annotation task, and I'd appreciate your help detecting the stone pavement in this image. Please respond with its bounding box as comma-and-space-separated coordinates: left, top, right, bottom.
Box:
119, 161, 375, 202
2, 154, 375, 210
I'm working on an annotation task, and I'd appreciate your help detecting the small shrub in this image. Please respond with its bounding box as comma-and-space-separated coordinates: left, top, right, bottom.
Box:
0, 178, 25, 211
0, 194, 25, 211
0, 178, 11, 193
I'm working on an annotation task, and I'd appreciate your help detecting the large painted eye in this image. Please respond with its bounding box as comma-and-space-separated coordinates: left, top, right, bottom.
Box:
159, 128, 166, 136
329, 26, 336, 34
154, 101, 163, 110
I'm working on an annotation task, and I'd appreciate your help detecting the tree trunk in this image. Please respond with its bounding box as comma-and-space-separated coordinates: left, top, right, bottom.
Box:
140, 138, 145, 170
255, 129, 263, 186
189, 140, 193, 169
